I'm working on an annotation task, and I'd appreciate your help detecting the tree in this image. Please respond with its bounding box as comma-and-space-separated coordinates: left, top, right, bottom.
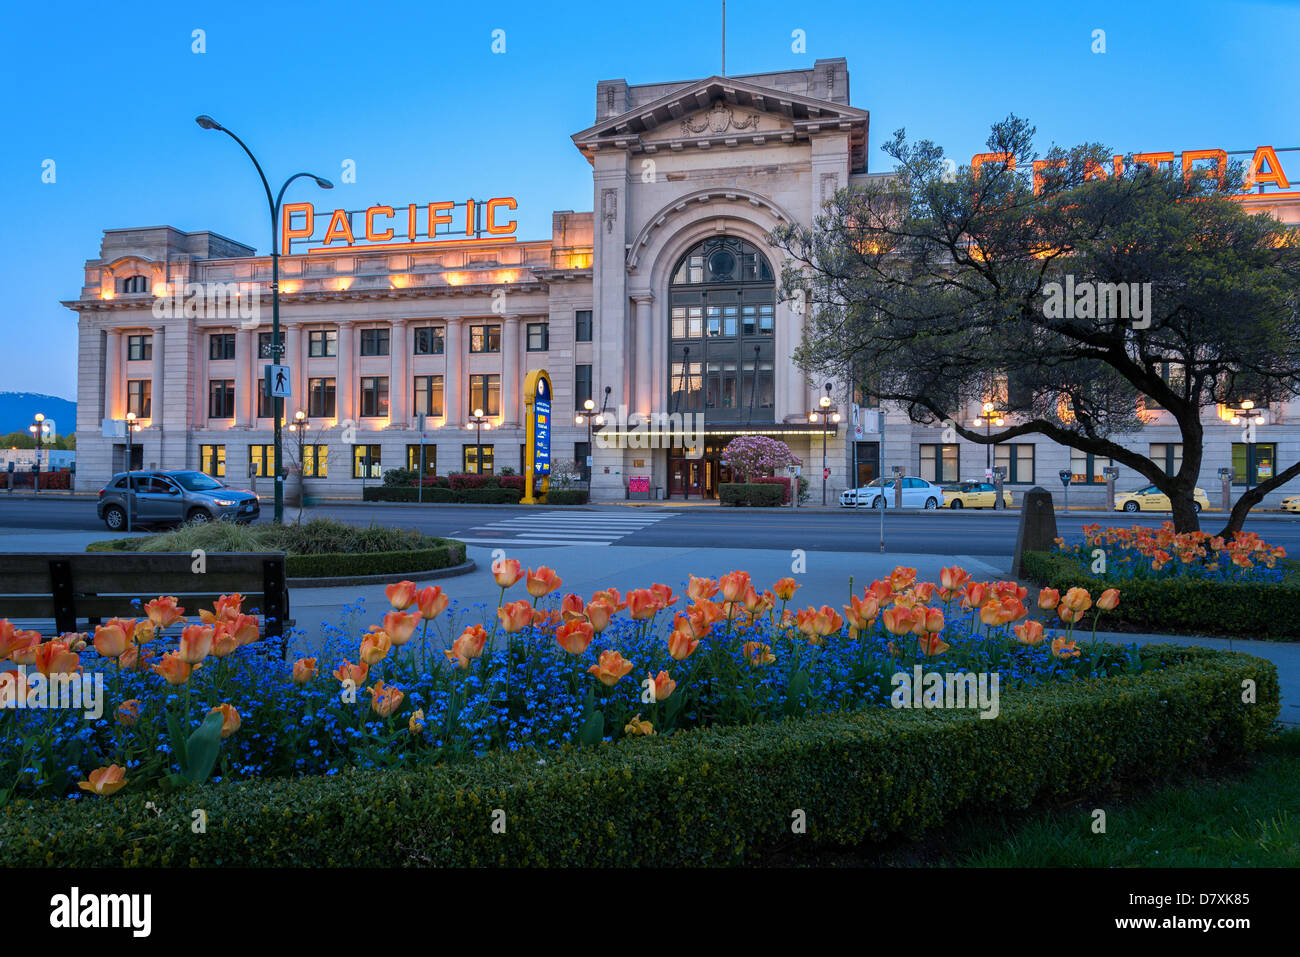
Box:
720, 435, 800, 482
773, 116, 1300, 534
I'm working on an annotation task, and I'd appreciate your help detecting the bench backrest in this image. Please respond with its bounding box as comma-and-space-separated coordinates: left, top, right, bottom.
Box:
0, 552, 289, 640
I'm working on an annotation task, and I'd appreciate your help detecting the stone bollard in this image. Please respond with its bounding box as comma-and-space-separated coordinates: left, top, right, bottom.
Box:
1013, 486, 1058, 578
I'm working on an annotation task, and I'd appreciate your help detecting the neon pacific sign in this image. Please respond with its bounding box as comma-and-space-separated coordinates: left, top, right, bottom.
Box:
281, 197, 518, 255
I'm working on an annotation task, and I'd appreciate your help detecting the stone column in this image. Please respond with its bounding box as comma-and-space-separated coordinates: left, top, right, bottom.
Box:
285, 324, 302, 417
389, 319, 408, 428
104, 329, 122, 422
632, 294, 653, 415
337, 322, 354, 424
501, 316, 520, 427
444, 319, 462, 427
235, 328, 252, 427
150, 326, 165, 428
194, 327, 208, 429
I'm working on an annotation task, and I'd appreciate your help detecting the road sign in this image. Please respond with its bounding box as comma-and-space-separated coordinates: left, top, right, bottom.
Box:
266, 364, 291, 398
823, 466, 831, 480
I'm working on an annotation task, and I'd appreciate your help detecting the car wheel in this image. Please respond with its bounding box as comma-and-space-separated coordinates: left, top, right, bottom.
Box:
186, 507, 212, 524
924, 497, 938, 509
1123, 501, 1140, 512
872, 496, 885, 509
1192, 502, 1202, 513
103, 505, 126, 531
950, 499, 963, 509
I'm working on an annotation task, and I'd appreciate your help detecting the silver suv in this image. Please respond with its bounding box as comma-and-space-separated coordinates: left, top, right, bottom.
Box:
98, 470, 260, 530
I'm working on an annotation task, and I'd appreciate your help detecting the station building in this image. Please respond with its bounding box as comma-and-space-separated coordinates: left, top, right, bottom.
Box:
68, 58, 1300, 505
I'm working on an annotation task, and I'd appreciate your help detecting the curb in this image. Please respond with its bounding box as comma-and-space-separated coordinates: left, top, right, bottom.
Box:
288, 558, 477, 589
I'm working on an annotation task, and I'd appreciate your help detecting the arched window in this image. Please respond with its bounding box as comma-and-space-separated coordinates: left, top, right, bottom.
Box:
668, 238, 775, 420
119, 275, 150, 294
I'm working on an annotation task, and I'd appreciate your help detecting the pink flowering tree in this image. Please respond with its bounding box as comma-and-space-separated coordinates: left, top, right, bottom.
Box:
720, 435, 801, 482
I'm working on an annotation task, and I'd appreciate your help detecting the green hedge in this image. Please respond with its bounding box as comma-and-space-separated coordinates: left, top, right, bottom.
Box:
286, 544, 466, 579
0, 646, 1275, 867
363, 486, 522, 504
546, 489, 588, 505
1022, 551, 1300, 640
719, 482, 785, 507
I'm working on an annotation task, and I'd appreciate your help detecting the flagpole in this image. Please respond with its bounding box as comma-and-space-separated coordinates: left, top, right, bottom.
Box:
721, 0, 726, 76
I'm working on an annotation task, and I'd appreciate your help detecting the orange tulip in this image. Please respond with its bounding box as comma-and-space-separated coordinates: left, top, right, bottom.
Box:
368, 680, 405, 717
590, 586, 626, 611
446, 625, 488, 668
867, 579, 894, 603
498, 599, 534, 634
623, 713, 655, 736
917, 633, 950, 656
645, 670, 676, 701
1097, 588, 1121, 612
292, 657, 318, 683
199, 593, 244, 624
384, 580, 418, 610
416, 585, 450, 620
916, 606, 945, 636
1051, 637, 1081, 660
0, 621, 41, 661
532, 608, 560, 628
686, 575, 719, 603
409, 708, 426, 735
994, 581, 1028, 602
77, 764, 127, 797
979, 600, 1006, 627
690, 599, 725, 633
150, 651, 195, 685
560, 593, 587, 622
626, 588, 657, 621
587, 649, 634, 686
881, 606, 915, 636
382, 611, 420, 646
1057, 604, 1079, 624
526, 565, 563, 598
939, 566, 971, 596
999, 598, 1028, 624
962, 582, 989, 610
175, 624, 213, 664
209, 623, 240, 659
1062, 587, 1092, 614
115, 699, 141, 727
144, 596, 186, 628
493, 557, 524, 588
1014, 620, 1045, 645
912, 582, 937, 603
812, 605, 844, 637
585, 599, 615, 634
208, 703, 241, 739
667, 619, 701, 660
93, 621, 130, 659
772, 577, 800, 601
118, 643, 153, 671
649, 583, 678, 610
359, 629, 392, 665
742, 641, 776, 667
555, 619, 594, 655
228, 614, 260, 647
718, 571, 751, 603
333, 659, 369, 686
33, 641, 80, 678
843, 593, 879, 634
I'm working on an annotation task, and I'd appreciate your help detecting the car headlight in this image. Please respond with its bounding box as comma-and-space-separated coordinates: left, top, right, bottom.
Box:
213, 498, 236, 506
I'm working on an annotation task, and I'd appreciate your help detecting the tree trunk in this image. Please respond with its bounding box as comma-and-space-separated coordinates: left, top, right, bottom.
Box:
1168, 493, 1201, 535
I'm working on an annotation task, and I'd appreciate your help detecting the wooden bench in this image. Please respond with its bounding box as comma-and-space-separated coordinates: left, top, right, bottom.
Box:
0, 552, 291, 657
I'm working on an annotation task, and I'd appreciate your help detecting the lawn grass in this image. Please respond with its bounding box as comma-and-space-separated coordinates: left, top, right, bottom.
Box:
765, 729, 1300, 867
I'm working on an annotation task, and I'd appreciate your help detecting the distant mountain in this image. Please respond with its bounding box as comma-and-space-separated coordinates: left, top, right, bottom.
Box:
0, 392, 77, 437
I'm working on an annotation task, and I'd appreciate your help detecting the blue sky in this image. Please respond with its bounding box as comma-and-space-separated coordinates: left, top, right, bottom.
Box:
3, 0, 1296, 400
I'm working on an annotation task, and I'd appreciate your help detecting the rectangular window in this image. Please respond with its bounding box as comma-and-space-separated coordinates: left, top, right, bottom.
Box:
208, 379, 235, 418
1070, 450, 1112, 484
248, 444, 277, 478
468, 374, 500, 416
574, 364, 593, 410
256, 377, 272, 419
127, 335, 152, 361
575, 440, 591, 482
463, 443, 495, 475
741, 358, 775, 409
209, 333, 235, 360
1150, 442, 1183, 477
994, 444, 1036, 484
469, 324, 501, 353
302, 444, 328, 478
1231, 442, 1277, 486
527, 322, 549, 351
359, 328, 390, 356
705, 360, 738, 410
413, 326, 444, 355
258, 331, 274, 359
307, 377, 336, 418
671, 306, 704, 339
920, 444, 960, 484
308, 330, 337, 357
670, 360, 703, 411
406, 444, 437, 476
359, 376, 390, 418
413, 375, 444, 417
126, 380, 152, 419
575, 310, 593, 342
352, 445, 382, 479
199, 444, 225, 477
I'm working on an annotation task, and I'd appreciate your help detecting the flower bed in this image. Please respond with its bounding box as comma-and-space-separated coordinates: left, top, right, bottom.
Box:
1026, 523, 1299, 639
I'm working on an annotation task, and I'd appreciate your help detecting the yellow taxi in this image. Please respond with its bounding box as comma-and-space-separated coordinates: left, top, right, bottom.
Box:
1281, 494, 1300, 513
942, 481, 1014, 509
1114, 485, 1210, 513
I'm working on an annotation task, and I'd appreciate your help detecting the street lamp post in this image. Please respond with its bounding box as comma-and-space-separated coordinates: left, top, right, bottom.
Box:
808, 383, 841, 506
972, 401, 1005, 475
124, 412, 141, 532
574, 397, 606, 496
196, 115, 333, 524
466, 408, 493, 475
1227, 399, 1267, 493
28, 413, 49, 493
288, 410, 310, 522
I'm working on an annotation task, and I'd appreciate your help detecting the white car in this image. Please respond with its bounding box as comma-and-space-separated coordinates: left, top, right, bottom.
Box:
839, 476, 946, 509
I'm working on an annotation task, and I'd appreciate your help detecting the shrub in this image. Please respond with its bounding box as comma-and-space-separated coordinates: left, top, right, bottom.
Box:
547, 489, 588, 505
382, 468, 418, 487
1022, 550, 1300, 639
752, 476, 792, 504
0, 646, 1274, 867
720, 482, 785, 507
286, 544, 465, 579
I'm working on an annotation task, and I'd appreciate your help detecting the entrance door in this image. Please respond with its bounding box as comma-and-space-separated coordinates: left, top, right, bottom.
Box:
855, 442, 879, 490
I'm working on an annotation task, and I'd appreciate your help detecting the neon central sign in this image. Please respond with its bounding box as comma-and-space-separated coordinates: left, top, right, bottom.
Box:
970, 145, 1293, 195
281, 197, 518, 255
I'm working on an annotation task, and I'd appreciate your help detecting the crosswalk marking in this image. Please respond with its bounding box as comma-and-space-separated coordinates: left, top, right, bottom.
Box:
457, 510, 679, 547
